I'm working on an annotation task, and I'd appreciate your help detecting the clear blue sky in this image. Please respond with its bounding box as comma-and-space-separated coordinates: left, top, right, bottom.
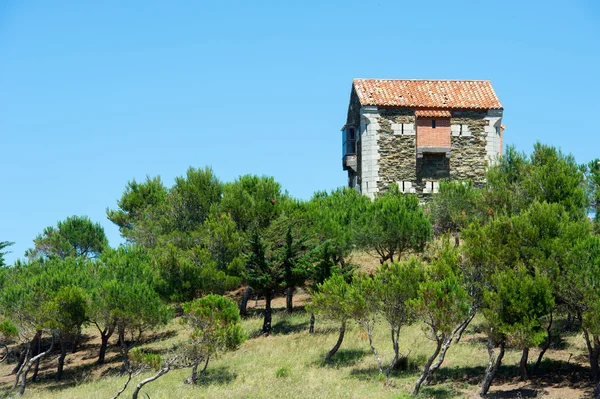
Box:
1, 1, 599, 263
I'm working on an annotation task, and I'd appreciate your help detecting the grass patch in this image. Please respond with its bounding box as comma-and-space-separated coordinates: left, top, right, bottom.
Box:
0, 309, 594, 398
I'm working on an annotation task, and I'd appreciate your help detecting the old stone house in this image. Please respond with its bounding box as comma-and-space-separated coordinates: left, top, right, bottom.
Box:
341, 79, 504, 198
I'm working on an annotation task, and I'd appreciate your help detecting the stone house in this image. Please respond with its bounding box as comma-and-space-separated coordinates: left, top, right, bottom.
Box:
341, 79, 504, 198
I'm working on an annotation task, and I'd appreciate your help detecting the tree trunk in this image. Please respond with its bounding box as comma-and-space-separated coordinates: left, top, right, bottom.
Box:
534, 312, 553, 373
239, 287, 252, 317
413, 337, 443, 395
324, 321, 346, 361
425, 315, 475, 385
185, 362, 199, 385
519, 347, 529, 380
386, 326, 401, 377
110, 370, 132, 399
262, 293, 272, 336
309, 312, 315, 334
13, 332, 40, 375
455, 311, 476, 344
12, 346, 30, 389
31, 335, 42, 382
17, 338, 54, 396
286, 286, 294, 313
118, 326, 130, 371
12, 347, 27, 375
56, 338, 67, 381
480, 338, 505, 396
365, 322, 383, 374
584, 329, 600, 382
98, 334, 110, 365
131, 356, 178, 399
425, 335, 453, 385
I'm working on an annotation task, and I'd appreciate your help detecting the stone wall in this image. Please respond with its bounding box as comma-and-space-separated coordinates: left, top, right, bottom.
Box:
352, 107, 502, 197
376, 109, 416, 194
449, 111, 489, 187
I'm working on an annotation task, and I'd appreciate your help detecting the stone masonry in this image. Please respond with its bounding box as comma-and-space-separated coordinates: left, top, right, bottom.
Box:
341, 79, 504, 198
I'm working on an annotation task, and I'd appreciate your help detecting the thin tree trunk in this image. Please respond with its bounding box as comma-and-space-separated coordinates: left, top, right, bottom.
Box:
31, 335, 42, 382
12, 347, 27, 375
324, 321, 346, 361
17, 338, 54, 396
201, 356, 209, 374
56, 338, 67, 381
519, 347, 529, 380
425, 315, 474, 385
386, 326, 401, 377
455, 311, 476, 344
110, 370, 132, 399
425, 335, 454, 385
131, 356, 178, 399
118, 326, 130, 372
365, 322, 382, 374
262, 293, 272, 335
583, 329, 600, 382
98, 333, 110, 364
286, 286, 295, 313
309, 312, 315, 334
184, 356, 209, 385
95, 322, 115, 365
480, 338, 505, 396
413, 337, 443, 395
12, 346, 30, 389
534, 312, 553, 373
13, 332, 40, 375
239, 287, 252, 317
185, 362, 199, 385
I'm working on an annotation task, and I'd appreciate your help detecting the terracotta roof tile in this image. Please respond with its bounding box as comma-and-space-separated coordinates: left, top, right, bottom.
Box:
353, 79, 503, 110
415, 109, 452, 118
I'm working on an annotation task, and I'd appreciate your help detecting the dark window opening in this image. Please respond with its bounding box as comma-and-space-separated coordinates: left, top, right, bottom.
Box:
432, 120, 436, 129
348, 128, 355, 140
343, 127, 356, 156
417, 153, 450, 181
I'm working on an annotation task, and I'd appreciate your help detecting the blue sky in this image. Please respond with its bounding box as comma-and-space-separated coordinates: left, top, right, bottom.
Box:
1, 0, 599, 263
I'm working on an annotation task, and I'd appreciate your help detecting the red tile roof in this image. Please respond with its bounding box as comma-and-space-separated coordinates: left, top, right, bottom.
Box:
415, 109, 452, 118
353, 79, 503, 110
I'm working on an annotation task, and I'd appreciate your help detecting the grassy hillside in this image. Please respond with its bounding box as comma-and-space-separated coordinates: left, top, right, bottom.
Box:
0, 293, 593, 399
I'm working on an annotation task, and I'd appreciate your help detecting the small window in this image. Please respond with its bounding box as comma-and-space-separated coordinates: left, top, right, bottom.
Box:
348, 128, 355, 140
432, 120, 436, 129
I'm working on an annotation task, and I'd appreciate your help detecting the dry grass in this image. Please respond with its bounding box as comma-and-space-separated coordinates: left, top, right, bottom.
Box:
0, 298, 595, 399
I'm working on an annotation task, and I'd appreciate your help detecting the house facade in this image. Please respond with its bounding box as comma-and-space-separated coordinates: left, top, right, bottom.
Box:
342, 79, 504, 198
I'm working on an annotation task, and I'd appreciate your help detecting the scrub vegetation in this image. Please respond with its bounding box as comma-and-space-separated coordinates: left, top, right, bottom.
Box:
1, 143, 599, 398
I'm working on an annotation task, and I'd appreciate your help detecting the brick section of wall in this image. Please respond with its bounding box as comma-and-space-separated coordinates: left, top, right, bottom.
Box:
416, 118, 451, 148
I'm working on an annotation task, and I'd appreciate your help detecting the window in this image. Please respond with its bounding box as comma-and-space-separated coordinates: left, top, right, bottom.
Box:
342, 127, 356, 157
431, 120, 436, 129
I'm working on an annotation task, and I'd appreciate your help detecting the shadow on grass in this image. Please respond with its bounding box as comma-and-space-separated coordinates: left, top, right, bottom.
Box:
315, 348, 369, 368
141, 329, 179, 345
417, 386, 459, 399
271, 319, 309, 335
194, 366, 237, 386
485, 388, 538, 398
433, 358, 593, 390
